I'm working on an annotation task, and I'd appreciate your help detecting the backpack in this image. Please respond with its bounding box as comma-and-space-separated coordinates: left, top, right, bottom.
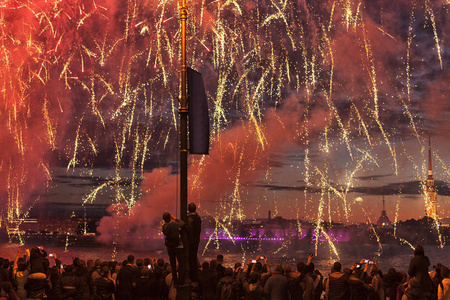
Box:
220, 280, 234, 300
188, 214, 202, 240
93, 277, 114, 300
163, 224, 181, 248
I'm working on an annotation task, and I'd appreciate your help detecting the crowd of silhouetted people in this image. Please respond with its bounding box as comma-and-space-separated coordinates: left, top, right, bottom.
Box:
0, 244, 449, 300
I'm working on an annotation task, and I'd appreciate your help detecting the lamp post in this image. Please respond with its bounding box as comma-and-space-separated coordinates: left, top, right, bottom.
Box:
179, 0, 188, 223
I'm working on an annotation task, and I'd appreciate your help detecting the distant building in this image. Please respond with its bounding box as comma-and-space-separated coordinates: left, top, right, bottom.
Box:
425, 134, 438, 220
377, 195, 392, 227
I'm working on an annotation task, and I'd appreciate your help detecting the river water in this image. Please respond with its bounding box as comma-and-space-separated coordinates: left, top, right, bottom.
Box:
1, 242, 448, 275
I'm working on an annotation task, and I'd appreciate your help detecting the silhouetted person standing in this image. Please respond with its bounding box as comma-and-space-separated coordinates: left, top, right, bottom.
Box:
162, 212, 185, 284
186, 202, 202, 282
406, 244, 433, 299
117, 255, 138, 300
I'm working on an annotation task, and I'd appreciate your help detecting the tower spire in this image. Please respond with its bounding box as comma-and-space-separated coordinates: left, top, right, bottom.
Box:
425, 132, 438, 220
382, 194, 385, 212
428, 131, 432, 174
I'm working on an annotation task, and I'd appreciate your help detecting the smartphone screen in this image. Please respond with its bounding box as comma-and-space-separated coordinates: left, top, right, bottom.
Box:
148, 264, 151, 269
252, 260, 257, 263
49, 254, 54, 257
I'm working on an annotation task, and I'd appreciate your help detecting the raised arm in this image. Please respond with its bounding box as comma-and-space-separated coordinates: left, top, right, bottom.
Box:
14, 250, 21, 270
263, 257, 271, 275
171, 214, 185, 227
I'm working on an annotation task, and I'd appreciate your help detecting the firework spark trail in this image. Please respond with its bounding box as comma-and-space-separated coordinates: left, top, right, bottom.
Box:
314, 165, 340, 259
424, 0, 443, 70
351, 103, 372, 146
436, 154, 450, 179
361, 22, 399, 175
82, 180, 118, 205
358, 199, 383, 258
406, 7, 414, 103
396, 236, 415, 250
401, 99, 420, 142
394, 193, 401, 236
314, 167, 327, 256
0, 0, 447, 251
229, 150, 245, 221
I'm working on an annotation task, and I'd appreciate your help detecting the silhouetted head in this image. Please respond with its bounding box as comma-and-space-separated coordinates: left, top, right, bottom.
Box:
17, 259, 26, 272
433, 263, 443, 275
414, 245, 425, 256
297, 261, 305, 273
274, 264, 283, 274
217, 255, 224, 264
136, 259, 143, 268
78, 260, 86, 269
95, 259, 101, 267
188, 202, 196, 213
210, 260, 217, 270
3, 259, 9, 269
387, 267, 396, 277
234, 262, 242, 270
163, 212, 171, 222
202, 262, 209, 270
143, 258, 151, 266
72, 257, 79, 267
157, 258, 164, 267
0, 281, 16, 298
127, 255, 135, 264
253, 262, 262, 273
101, 266, 110, 277
284, 265, 292, 273
333, 262, 342, 272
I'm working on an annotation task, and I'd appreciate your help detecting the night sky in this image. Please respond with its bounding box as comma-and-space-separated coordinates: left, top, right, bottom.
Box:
0, 0, 449, 246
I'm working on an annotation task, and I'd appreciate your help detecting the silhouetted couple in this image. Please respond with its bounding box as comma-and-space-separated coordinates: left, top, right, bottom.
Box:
162, 202, 202, 284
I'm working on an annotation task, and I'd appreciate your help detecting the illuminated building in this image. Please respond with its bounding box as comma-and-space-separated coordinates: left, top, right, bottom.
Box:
425, 134, 438, 220
376, 195, 392, 227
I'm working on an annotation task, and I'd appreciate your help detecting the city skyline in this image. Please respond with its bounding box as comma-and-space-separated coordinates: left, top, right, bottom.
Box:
0, 0, 448, 247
